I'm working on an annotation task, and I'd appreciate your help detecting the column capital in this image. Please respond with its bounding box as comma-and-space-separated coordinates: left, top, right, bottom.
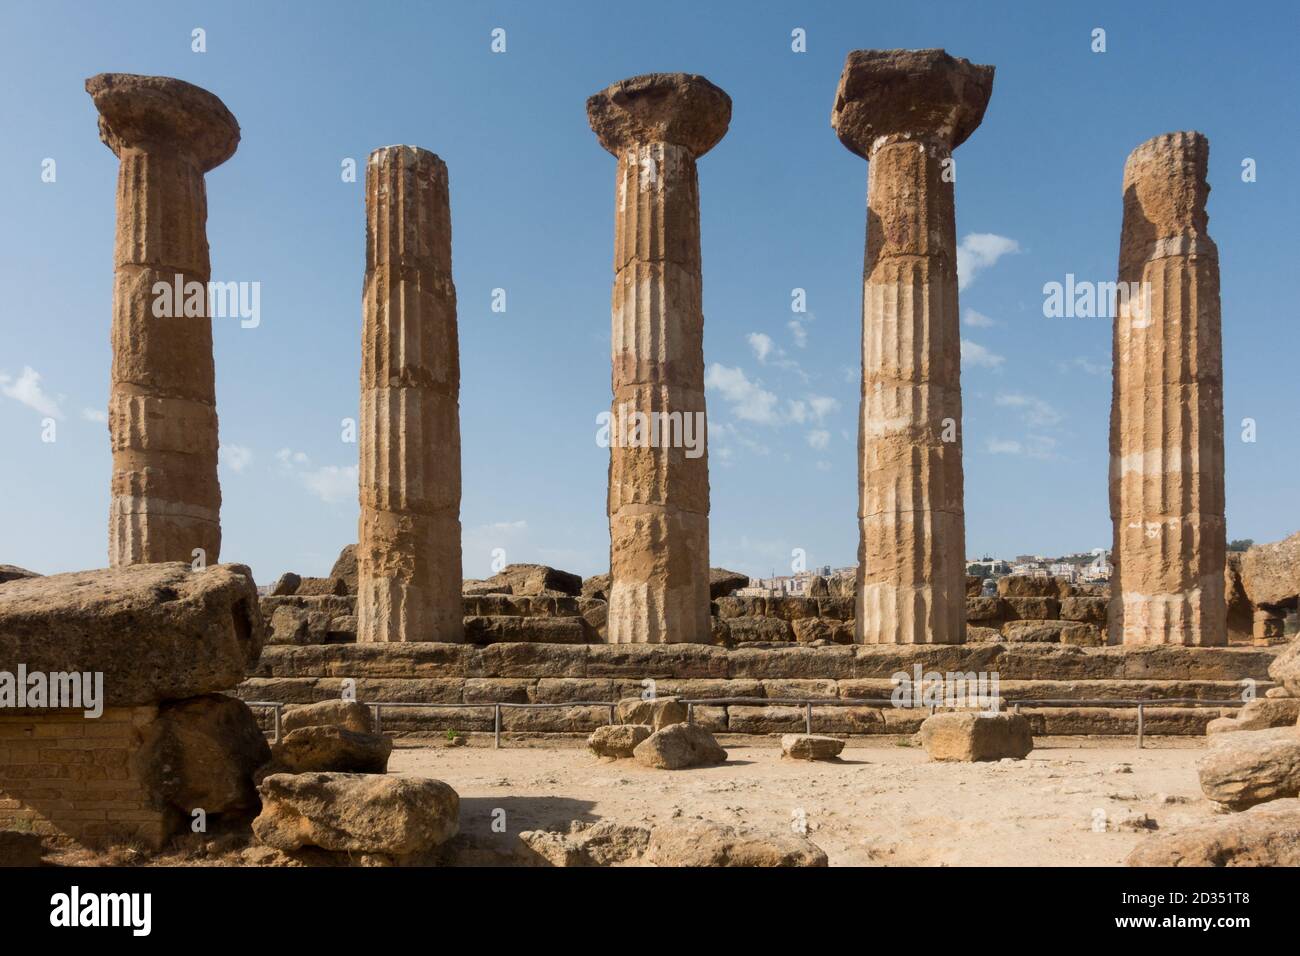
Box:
831, 49, 993, 159
587, 72, 731, 158
1122, 131, 1212, 240
86, 73, 240, 172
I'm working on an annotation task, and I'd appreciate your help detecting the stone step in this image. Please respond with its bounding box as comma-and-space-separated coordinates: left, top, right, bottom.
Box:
247, 640, 1278, 682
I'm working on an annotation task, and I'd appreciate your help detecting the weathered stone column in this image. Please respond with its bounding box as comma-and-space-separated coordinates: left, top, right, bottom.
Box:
831, 50, 993, 644
587, 74, 730, 644
1110, 131, 1226, 646
357, 146, 464, 643
87, 74, 239, 566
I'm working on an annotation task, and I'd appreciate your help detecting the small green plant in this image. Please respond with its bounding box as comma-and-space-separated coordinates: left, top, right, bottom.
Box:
445, 729, 460, 741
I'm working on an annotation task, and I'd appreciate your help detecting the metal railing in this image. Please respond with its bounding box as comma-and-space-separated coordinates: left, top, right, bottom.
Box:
243, 693, 1248, 750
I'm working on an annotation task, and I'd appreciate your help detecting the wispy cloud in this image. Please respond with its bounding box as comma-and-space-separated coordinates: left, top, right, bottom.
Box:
806, 429, 830, 450
706, 364, 782, 424
961, 339, 1005, 370
0, 366, 64, 419
276, 447, 356, 504
220, 444, 253, 474
1056, 356, 1107, 376
963, 308, 998, 328
985, 435, 1059, 460
957, 233, 1020, 291
81, 407, 107, 423
995, 391, 1062, 428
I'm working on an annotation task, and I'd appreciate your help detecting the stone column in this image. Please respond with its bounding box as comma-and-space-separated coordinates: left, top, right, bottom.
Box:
587, 73, 730, 644
831, 50, 994, 644
86, 74, 239, 566
1109, 131, 1226, 646
357, 146, 464, 643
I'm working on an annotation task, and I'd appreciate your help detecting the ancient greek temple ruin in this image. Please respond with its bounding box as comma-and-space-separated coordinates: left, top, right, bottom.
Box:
80, 54, 1230, 650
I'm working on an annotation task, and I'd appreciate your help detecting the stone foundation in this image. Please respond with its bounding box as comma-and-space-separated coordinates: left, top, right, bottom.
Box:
238, 641, 1278, 738
0, 706, 172, 849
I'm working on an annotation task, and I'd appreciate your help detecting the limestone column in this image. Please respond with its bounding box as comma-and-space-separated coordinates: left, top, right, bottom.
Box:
587, 73, 730, 644
86, 74, 239, 566
831, 49, 994, 644
1109, 132, 1226, 646
357, 146, 464, 643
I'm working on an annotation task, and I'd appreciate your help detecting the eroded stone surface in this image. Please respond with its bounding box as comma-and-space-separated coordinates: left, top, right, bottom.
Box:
587, 723, 652, 758
357, 146, 463, 644
0, 562, 262, 706
1197, 726, 1300, 809
781, 733, 845, 760
645, 819, 827, 867
86, 73, 240, 567
633, 722, 727, 769
832, 50, 993, 645
1110, 132, 1226, 646
589, 73, 731, 644
919, 711, 1033, 761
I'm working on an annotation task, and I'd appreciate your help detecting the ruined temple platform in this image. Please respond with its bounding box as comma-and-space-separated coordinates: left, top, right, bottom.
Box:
237, 641, 1279, 738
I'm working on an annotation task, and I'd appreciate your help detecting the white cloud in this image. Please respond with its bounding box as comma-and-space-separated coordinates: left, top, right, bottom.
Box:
220, 444, 253, 474
964, 308, 997, 328
276, 447, 357, 503
787, 319, 808, 348
0, 366, 64, 419
1057, 356, 1107, 376
995, 392, 1063, 428
81, 407, 107, 423
747, 332, 775, 364
957, 233, 1020, 291
985, 435, 1058, 460
961, 339, 1005, 370
807, 429, 830, 450
301, 465, 358, 504
705, 364, 781, 425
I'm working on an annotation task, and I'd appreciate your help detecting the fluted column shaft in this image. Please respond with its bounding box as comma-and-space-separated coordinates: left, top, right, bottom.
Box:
357, 146, 464, 643
608, 142, 710, 643
831, 49, 993, 644
1109, 131, 1226, 646
87, 73, 239, 567
588, 72, 731, 644
857, 137, 965, 644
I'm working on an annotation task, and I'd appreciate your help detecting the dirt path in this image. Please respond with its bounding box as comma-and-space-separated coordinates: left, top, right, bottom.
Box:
391, 736, 1216, 866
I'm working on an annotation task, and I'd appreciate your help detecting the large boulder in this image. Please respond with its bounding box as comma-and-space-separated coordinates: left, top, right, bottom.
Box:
0, 565, 41, 585
919, 712, 1033, 762
709, 568, 750, 599
581, 573, 610, 602
615, 695, 687, 730
0, 562, 262, 706
270, 726, 392, 774
1241, 532, 1300, 609
1206, 698, 1300, 734
1197, 727, 1300, 810
137, 693, 270, 815
282, 699, 374, 735
781, 734, 844, 761
646, 820, 828, 867
1270, 639, 1300, 698
478, 564, 582, 597
588, 723, 652, 758
253, 773, 459, 856
518, 821, 650, 866
329, 545, 358, 594
633, 723, 727, 770
1127, 801, 1300, 866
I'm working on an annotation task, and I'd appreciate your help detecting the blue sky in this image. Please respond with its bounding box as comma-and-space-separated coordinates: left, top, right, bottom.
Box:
1, 0, 1296, 585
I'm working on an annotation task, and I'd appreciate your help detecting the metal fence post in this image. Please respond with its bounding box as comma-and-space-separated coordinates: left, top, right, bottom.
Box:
371, 703, 382, 737
805, 702, 813, 735
272, 704, 281, 745
1136, 703, 1145, 750
494, 704, 502, 750
687, 702, 694, 726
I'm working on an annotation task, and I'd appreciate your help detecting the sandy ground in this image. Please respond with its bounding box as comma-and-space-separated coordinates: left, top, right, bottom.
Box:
391, 735, 1218, 866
